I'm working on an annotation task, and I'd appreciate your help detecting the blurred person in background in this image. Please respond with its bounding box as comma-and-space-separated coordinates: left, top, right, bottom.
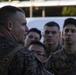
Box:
24, 28, 42, 48
28, 40, 47, 63
44, 18, 76, 75
42, 21, 63, 58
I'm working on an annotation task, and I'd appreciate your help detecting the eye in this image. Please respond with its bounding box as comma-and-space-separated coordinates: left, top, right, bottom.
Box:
35, 51, 46, 57
45, 31, 50, 34
52, 31, 57, 34
71, 29, 76, 33
65, 29, 69, 33
28, 35, 33, 39
64, 29, 76, 33
34, 37, 39, 41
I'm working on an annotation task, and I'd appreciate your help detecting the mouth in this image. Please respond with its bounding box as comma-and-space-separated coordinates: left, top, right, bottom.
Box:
66, 38, 72, 41
46, 39, 53, 41
45, 39, 53, 44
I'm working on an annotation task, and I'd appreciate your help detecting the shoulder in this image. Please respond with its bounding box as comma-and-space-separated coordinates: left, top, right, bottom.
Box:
47, 48, 65, 62
43, 68, 54, 75
57, 43, 64, 51
14, 47, 37, 62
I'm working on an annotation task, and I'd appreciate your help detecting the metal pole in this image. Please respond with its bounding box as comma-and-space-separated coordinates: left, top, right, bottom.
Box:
8, 0, 11, 2
42, 7, 45, 17
30, 0, 33, 17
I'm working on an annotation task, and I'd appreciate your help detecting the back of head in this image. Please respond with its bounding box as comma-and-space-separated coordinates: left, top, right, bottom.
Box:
27, 28, 42, 40
63, 18, 76, 28
0, 5, 25, 27
44, 21, 60, 31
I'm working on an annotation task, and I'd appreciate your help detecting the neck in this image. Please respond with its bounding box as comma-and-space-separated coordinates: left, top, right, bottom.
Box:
45, 42, 58, 54
0, 29, 15, 41
24, 43, 28, 48
64, 43, 76, 54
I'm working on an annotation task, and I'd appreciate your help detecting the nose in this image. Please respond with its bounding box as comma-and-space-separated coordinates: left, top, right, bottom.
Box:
48, 32, 53, 37
25, 26, 29, 34
32, 38, 36, 41
67, 30, 72, 35
24, 26, 29, 37
25, 26, 29, 32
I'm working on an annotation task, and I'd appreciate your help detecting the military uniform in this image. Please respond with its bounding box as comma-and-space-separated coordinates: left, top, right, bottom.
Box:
45, 48, 76, 75
0, 36, 53, 75
46, 43, 63, 58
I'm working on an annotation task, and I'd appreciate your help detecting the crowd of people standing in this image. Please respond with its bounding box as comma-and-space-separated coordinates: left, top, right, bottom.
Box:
0, 5, 76, 75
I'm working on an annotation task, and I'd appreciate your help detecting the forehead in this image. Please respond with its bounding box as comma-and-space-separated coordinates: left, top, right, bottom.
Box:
16, 11, 27, 23
64, 24, 76, 30
29, 44, 45, 52
27, 31, 39, 36
44, 26, 59, 31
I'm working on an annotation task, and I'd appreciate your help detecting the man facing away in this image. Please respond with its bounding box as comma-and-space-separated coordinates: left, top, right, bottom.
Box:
0, 5, 53, 75
44, 18, 76, 75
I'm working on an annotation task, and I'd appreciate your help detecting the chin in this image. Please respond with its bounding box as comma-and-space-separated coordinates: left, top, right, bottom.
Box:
18, 40, 25, 45
66, 42, 73, 45
47, 42, 54, 45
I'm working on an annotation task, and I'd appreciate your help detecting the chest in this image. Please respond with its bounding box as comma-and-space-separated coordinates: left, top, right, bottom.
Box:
52, 54, 76, 75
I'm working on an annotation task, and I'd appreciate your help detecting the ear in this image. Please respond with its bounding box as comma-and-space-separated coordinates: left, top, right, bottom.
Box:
61, 30, 64, 45
59, 31, 61, 37
61, 30, 64, 37
7, 21, 13, 31
42, 31, 44, 36
60, 30, 65, 41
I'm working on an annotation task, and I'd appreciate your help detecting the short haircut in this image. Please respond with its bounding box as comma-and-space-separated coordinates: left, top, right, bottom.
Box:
63, 18, 76, 28
27, 28, 42, 40
29, 40, 46, 52
0, 5, 25, 26
44, 21, 60, 31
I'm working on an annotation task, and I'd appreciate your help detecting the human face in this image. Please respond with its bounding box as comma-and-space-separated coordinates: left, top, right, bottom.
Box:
28, 44, 46, 63
63, 24, 76, 45
12, 11, 28, 45
24, 32, 40, 47
43, 26, 60, 45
